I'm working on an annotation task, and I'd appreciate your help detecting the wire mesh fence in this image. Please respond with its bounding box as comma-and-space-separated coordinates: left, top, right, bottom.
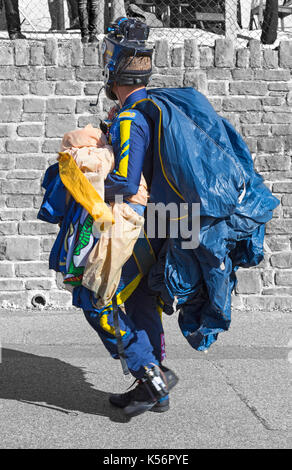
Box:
0, 1, 291, 45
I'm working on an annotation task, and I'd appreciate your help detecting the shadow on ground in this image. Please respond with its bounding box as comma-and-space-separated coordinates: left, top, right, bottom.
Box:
0, 348, 130, 423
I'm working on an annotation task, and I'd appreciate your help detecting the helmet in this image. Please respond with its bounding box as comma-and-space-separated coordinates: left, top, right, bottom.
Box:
101, 17, 153, 100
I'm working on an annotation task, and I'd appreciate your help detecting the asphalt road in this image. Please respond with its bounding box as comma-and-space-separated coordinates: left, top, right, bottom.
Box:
0, 308, 290, 449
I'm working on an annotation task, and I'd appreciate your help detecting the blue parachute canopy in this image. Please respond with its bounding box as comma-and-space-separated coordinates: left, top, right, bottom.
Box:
132, 88, 279, 350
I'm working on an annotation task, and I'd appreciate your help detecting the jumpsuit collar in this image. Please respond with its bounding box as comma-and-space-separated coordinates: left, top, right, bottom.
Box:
121, 88, 148, 111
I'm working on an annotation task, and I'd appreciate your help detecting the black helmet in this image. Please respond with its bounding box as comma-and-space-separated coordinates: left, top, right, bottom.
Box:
101, 17, 153, 100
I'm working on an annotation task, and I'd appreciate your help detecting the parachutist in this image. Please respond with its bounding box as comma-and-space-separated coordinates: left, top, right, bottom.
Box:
38, 16, 279, 419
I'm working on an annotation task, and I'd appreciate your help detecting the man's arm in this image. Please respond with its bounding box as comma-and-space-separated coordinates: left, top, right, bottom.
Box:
104, 112, 151, 202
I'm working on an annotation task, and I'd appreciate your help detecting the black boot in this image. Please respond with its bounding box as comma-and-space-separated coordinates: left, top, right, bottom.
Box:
9, 31, 26, 39
110, 381, 170, 413
66, 18, 80, 30
81, 33, 90, 44
89, 33, 98, 44
5, 0, 26, 39
109, 365, 178, 418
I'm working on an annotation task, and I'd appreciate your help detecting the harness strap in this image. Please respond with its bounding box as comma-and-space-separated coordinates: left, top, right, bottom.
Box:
112, 295, 130, 376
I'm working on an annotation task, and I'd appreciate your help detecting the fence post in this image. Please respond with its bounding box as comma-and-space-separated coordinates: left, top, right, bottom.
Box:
225, 0, 238, 41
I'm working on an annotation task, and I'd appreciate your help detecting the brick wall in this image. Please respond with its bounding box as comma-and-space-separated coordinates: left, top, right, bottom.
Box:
0, 38, 291, 310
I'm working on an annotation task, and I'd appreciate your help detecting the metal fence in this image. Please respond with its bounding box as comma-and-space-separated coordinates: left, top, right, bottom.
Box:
0, 1, 291, 45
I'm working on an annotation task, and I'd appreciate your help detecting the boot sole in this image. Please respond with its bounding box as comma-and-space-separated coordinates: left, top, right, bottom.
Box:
110, 397, 170, 413
149, 402, 170, 413
109, 395, 170, 412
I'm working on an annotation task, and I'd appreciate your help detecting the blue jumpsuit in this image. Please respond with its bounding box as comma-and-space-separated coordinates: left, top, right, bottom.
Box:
72, 89, 166, 379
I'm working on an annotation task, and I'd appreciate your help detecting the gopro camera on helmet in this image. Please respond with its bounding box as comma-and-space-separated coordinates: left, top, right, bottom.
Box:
108, 17, 150, 43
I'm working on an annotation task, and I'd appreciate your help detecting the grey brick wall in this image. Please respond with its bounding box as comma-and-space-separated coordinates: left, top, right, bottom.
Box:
0, 38, 291, 311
